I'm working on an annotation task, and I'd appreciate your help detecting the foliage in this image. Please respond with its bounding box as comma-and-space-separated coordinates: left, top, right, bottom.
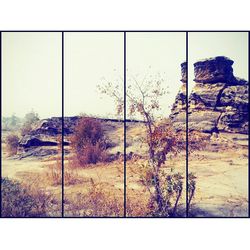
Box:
24, 110, 40, 125
21, 110, 40, 136
2, 114, 22, 131
70, 117, 108, 166
1, 178, 49, 217
187, 172, 196, 213
6, 134, 20, 156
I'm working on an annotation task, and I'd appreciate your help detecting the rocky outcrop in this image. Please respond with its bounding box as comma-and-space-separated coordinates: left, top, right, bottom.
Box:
170, 62, 187, 131
19, 135, 58, 148
30, 116, 79, 136
171, 56, 248, 134
193, 56, 235, 83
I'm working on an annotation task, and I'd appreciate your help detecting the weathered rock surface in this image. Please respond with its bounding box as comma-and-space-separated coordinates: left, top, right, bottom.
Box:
19, 135, 58, 148
170, 62, 187, 131
193, 56, 235, 83
170, 56, 249, 134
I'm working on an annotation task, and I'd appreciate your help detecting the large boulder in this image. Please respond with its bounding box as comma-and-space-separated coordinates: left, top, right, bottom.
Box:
193, 56, 235, 83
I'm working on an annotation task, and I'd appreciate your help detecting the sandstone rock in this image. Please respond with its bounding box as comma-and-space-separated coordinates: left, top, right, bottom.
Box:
170, 62, 187, 122
170, 57, 248, 134
193, 56, 235, 83
188, 111, 221, 133
180, 62, 187, 83
19, 135, 58, 148
18, 148, 58, 159
219, 85, 248, 110
171, 111, 186, 131
190, 83, 226, 107
217, 111, 248, 133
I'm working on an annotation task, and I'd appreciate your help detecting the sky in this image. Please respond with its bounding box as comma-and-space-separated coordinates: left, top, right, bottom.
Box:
2, 32, 62, 119
2, 32, 248, 119
127, 32, 186, 117
64, 32, 123, 118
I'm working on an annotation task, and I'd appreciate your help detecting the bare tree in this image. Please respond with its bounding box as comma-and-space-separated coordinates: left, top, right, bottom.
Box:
99, 71, 187, 217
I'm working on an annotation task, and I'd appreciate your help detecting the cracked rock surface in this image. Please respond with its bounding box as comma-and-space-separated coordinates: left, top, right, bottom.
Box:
170, 56, 248, 134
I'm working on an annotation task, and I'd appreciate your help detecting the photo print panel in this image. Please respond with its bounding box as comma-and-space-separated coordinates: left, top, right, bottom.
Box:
188, 32, 249, 217
1, 32, 63, 217
126, 32, 187, 217
64, 32, 124, 217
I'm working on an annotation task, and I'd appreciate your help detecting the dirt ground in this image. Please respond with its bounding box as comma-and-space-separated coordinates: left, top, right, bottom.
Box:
189, 146, 248, 217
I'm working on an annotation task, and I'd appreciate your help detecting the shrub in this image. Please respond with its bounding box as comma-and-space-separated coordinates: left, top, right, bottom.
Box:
1, 178, 48, 217
20, 110, 39, 136
21, 123, 33, 136
140, 164, 184, 217
187, 172, 196, 213
6, 134, 20, 156
71, 117, 107, 166
23, 110, 39, 125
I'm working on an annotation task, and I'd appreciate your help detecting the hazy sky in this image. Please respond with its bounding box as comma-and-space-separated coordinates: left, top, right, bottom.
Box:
64, 32, 123, 118
188, 32, 248, 92
2, 32, 248, 119
2, 32, 62, 119
127, 32, 186, 117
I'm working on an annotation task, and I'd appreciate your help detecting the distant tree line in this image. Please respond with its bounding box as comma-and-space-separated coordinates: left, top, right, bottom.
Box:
2, 110, 40, 131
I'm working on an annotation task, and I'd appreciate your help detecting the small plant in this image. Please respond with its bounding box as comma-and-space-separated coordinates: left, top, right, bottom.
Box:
6, 134, 20, 156
187, 172, 196, 213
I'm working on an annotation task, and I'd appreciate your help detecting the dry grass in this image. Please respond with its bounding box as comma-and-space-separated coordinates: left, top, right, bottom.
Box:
2, 177, 61, 217
64, 180, 124, 217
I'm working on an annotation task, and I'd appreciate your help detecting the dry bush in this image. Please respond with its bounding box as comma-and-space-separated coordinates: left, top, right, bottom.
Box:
70, 117, 108, 167
1, 178, 60, 217
126, 190, 151, 217
6, 134, 20, 156
21, 123, 33, 136
65, 180, 123, 217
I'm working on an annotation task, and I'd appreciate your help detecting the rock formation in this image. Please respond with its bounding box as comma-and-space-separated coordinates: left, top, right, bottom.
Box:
169, 62, 187, 131
170, 56, 249, 134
